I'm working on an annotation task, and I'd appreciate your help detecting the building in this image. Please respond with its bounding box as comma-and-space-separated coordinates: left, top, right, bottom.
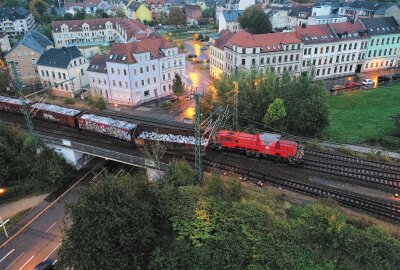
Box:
295, 22, 369, 78
308, 15, 348, 25
87, 37, 186, 106
126, 1, 153, 22
264, 8, 290, 30
287, 5, 312, 27
216, 0, 255, 22
37, 46, 90, 97
0, 7, 35, 39
185, 4, 202, 26
311, 4, 332, 17
338, 1, 400, 21
52, 18, 158, 48
0, 32, 11, 52
360, 17, 400, 71
218, 10, 243, 32
5, 30, 53, 85
209, 30, 303, 77
64, 0, 111, 16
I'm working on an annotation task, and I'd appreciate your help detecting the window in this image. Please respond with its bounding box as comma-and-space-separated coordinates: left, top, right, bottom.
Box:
144, 90, 149, 96
52, 71, 55, 78
41, 70, 44, 76
376, 39, 379, 45
260, 58, 264, 64
314, 47, 318, 54
140, 67, 143, 73
349, 43, 352, 50
31, 59, 36, 64
338, 45, 342, 52
278, 56, 282, 63
92, 77, 95, 83
119, 81, 122, 87
163, 85, 166, 92
153, 65, 156, 70
112, 80, 116, 86
153, 77, 156, 83
123, 69, 127, 75
370, 39, 374, 46
320, 47, 323, 54
242, 59, 245, 65
141, 80, 144, 86
381, 38, 384, 45
111, 68, 114, 74
343, 44, 347, 51
117, 68, 120, 75
74, 60, 76, 66
146, 66, 149, 72
331, 46, 335, 53
58, 72, 61, 79
325, 47, 329, 53
63, 73, 66, 80
304, 48, 307, 55
125, 82, 128, 88
46, 71, 49, 77
81, 69, 84, 75
284, 55, 288, 62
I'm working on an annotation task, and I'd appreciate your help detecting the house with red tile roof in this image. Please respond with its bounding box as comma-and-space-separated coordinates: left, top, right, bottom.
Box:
87, 37, 185, 106
210, 30, 303, 77
64, 0, 111, 16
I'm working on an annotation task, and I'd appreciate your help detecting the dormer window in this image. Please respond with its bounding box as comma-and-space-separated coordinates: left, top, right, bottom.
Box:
122, 55, 127, 61
109, 54, 114, 60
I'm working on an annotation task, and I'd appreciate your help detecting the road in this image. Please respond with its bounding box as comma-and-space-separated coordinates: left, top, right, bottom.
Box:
0, 160, 133, 270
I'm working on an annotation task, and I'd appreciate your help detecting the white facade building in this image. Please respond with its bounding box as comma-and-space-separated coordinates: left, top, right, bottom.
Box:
210, 30, 303, 77
37, 46, 90, 97
216, 0, 255, 22
52, 18, 158, 48
88, 38, 186, 106
218, 10, 243, 32
311, 4, 332, 17
308, 15, 348, 25
0, 7, 35, 39
296, 22, 369, 78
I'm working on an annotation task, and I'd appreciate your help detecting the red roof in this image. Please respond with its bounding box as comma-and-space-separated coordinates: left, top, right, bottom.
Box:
117, 18, 159, 41
89, 37, 178, 69
329, 21, 367, 39
223, 31, 302, 51
294, 24, 336, 43
52, 18, 120, 33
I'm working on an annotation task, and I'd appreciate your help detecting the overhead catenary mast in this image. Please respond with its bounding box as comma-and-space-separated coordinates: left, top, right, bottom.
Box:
194, 90, 203, 182
11, 62, 38, 149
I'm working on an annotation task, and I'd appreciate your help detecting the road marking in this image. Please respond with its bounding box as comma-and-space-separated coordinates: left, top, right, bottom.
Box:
45, 243, 61, 260
0, 249, 15, 263
18, 255, 34, 270
5, 253, 24, 270
0, 164, 103, 250
45, 222, 57, 233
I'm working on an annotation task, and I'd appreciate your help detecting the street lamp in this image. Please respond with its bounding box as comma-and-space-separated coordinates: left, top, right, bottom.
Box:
0, 187, 9, 238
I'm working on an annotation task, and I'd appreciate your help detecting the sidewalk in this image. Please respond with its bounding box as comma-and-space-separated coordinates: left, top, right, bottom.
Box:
0, 194, 48, 220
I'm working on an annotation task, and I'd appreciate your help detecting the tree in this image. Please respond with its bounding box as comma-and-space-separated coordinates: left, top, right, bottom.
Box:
29, 0, 49, 19
74, 9, 86, 20
263, 98, 287, 128
63, 13, 74, 20
3, 0, 26, 7
239, 6, 272, 34
172, 74, 184, 96
0, 49, 10, 93
167, 6, 186, 26
95, 8, 109, 18
59, 173, 163, 269
115, 7, 127, 18
37, 23, 53, 41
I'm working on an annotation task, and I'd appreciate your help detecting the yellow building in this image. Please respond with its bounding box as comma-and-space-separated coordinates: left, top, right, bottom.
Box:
126, 1, 152, 22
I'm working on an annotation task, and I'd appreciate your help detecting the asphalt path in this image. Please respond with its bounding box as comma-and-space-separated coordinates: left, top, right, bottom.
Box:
0, 159, 132, 270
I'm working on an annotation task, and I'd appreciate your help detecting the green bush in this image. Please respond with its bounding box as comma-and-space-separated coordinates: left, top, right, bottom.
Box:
87, 94, 106, 111
64, 97, 75, 105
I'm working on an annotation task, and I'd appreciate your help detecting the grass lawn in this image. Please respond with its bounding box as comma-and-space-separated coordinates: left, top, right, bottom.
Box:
324, 84, 400, 149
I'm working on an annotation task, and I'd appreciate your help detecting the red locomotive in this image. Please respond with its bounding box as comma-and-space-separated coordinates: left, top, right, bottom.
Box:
214, 130, 303, 162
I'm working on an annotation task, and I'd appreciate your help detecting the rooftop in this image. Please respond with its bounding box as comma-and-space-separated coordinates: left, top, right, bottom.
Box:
221, 10, 243, 22
37, 46, 83, 68
64, 0, 103, 9
360, 17, 400, 36
52, 18, 120, 33
0, 7, 31, 20
7, 30, 52, 55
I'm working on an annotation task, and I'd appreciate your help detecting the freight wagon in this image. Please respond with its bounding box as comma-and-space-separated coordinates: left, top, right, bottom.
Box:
0, 96, 33, 113
30, 103, 82, 127
77, 113, 137, 141
133, 125, 208, 153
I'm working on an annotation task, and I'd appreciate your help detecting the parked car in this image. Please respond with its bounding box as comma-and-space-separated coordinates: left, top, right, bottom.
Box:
362, 79, 375, 86
330, 85, 345, 92
34, 259, 56, 270
345, 81, 362, 88
188, 54, 198, 58
392, 73, 400, 80
377, 76, 391, 83
170, 95, 179, 102
201, 46, 207, 51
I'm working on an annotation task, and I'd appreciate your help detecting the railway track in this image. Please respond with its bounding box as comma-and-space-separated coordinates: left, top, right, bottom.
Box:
305, 150, 400, 173
194, 157, 400, 223
301, 159, 400, 190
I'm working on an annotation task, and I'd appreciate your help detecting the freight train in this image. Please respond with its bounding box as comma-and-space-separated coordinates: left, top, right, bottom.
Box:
0, 96, 303, 162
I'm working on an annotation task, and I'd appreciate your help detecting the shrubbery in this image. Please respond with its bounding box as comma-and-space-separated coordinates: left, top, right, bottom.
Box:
59, 161, 400, 269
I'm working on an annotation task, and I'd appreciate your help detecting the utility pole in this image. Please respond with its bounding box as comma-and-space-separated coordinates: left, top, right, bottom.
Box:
11, 62, 38, 148
194, 89, 203, 182
233, 67, 238, 130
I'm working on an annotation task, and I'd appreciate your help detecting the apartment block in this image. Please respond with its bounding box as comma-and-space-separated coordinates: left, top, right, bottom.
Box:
88, 37, 185, 106
0, 7, 35, 39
